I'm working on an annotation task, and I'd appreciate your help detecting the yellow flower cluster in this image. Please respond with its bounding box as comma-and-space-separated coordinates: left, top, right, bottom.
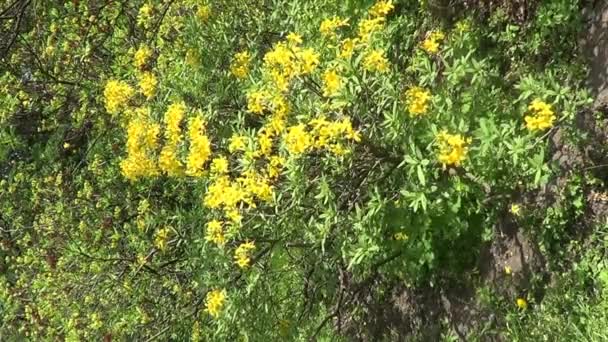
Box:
185, 116, 212, 176
405, 86, 431, 116
120, 107, 160, 180
261, 38, 320, 92
436, 130, 471, 167
369, 0, 395, 18
204, 172, 274, 211
363, 49, 390, 73
284, 124, 311, 155
154, 227, 170, 251
138, 72, 157, 99
230, 51, 251, 79
358, 17, 386, 42
247, 90, 269, 114
320, 16, 349, 38
210, 156, 229, 175
204, 289, 226, 318
137, 4, 153, 28
308, 116, 361, 155
322, 69, 342, 97
159, 102, 186, 176
339, 38, 359, 59
524, 99, 555, 131
205, 219, 225, 246
421, 30, 445, 54
234, 241, 255, 268
196, 5, 211, 22
103, 80, 134, 115
134, 45, 152, 70
228, 134, 247, 153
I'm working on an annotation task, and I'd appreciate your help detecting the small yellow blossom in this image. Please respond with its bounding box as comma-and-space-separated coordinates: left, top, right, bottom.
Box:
363, 49, 390, 73
205, 289, 226, 318
510, 204, 521, 216
63, 142, 71, 149
320, 16, 349, 38
339, 38, 359, 59
154, 227, 170, 251
524, 99, 555, 131
234, 241, 256, 268
196, 5, 211, 22
286, 32, 303, 45
120, 107, 160, 180
205, 220, 225, 246
369, 0, 394, 17
358, 17, 385, 41
516, 297, 528, 310
210, 156, 229, 175
137, 4, 153, 28
284, 124, 312, 155
421, 30, 445, 54
134, 45, 152, 70
104, 80, 134, 115
394, 232, 408, 241
322, 69, 342, 97
247, 90, 269, 114
229, 134, 247, 153
505, 265, 512, 275
138, 72, 157, 99
405, 86, 431, 116
436, 130, 471, 167
297, 48, 320, 74
230, 51, 251, 79
186, 117, 212, 177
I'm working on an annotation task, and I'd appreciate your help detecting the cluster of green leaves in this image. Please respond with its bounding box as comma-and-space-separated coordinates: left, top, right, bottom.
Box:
0, 0, 598, 340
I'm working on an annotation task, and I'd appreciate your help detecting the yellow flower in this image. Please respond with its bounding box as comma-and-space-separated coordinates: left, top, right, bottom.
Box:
267, 155, 285, 179
63, 142, 71, 149
369, 0, 394, 17
524, 99, 555, 131
247, 90, 269, 114
137, 4, 153, 27
320, 16, 349, 38
104, 80, 134, 114
504, 265, 512, 275
405, 86, 431, 116
210, 156, 229, 175
234, 241, 256, 268
205, 289, 226, 318
230, 51, 251, 79
120, 107, 160, 180
358, 17, 385, 41
510, 204, 521, 216
134, 45, 152, 70
284, 124, 311, 155
516, 297, 528, 310
138, 72, 157, 99
205, 220, 225, 246
436, 130, 471, 167
297, 48, 320, 74
228, 134, 247, 153
394, 232, 408, 241
322, 69, 342, 97
225, 208, 242, 224
363, 49, 390, 73
186, 117, 212, 177
256, 131, 273, 157
154, 227, 170, 251
196, 5, 211, 22
421, 30, 445, 54
339, 38, 359, 59
286, 32, 303, 45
